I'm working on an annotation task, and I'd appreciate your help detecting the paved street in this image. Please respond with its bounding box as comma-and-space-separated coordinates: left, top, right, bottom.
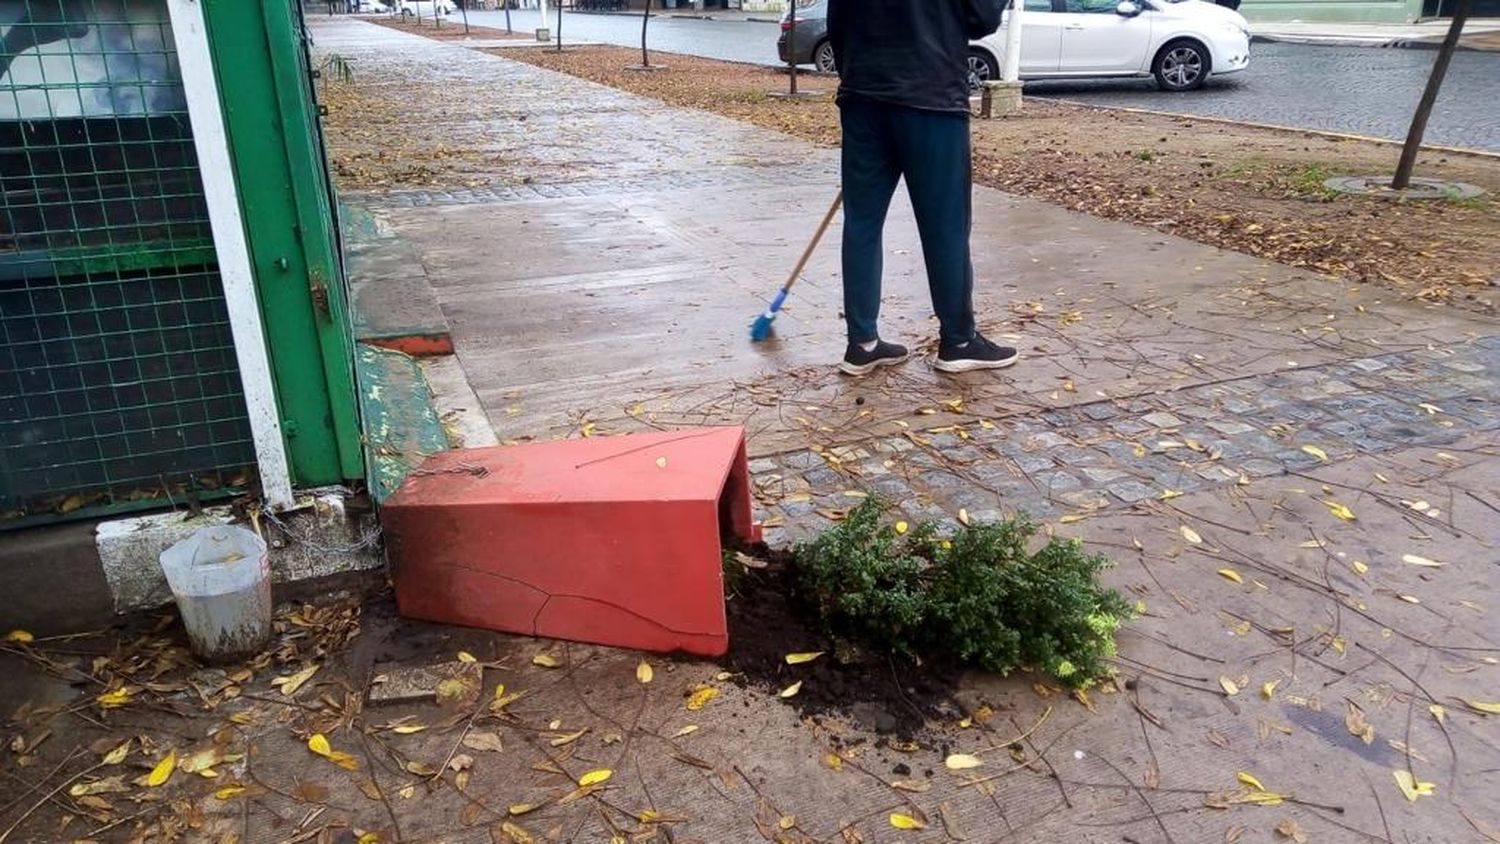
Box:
1030, 41, 1500, 152
459, 9, 1500, 151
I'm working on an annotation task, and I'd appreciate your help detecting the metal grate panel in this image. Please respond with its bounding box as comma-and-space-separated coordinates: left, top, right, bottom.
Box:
1, 0, 256, 526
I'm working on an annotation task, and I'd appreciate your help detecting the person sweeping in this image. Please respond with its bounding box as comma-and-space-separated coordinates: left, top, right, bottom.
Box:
829, 0, 1019, 376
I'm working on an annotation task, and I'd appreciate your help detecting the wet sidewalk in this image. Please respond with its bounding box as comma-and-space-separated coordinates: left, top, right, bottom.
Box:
0, 16, 1495, 844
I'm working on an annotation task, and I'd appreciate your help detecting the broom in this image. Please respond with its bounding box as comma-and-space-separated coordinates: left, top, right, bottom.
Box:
750, 189, 843, 342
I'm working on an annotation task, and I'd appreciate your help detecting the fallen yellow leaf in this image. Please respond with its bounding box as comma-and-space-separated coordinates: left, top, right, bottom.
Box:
549, 729, 588, 747
1218, 568, 1244, 584
271, 664, 319, 697
1231, 790, 1286, 806
958, 508, 971, 526
101, 741, 131, 765
1393, 769, 1436, 802
672, 725, 698, 738
1180, 525, 1203, 545
146, 750, 176, 787
499, 821, 535, 843
532, 653, 561, 668
944, 753, 983, 770
1352, 560, 1369, 575
307, 733, 358, 771
391, 724, 427, 735
1301, 445, 1329, 462
779, 681, 803, 698
1220, 677, 1241, 696
894, 520, 910, 535
1461, 699, 1500, 715
1398, 595, 1421, 604
578, 769, 612, 787
784, 651, 824, 665
96, 687, 132, 708
214, 784, 247, 799
1429, 704, 1446, 724
685, 685, 718, 711
1322, 500, 1356, 521
456, 651, 476, 663
4, 629, 34, 644
1237, 771, 1266, 791
1261, 680, 1280, 700
509, 803, 541, 816
1401, 554, 1444, 568
636, 661, 653, 684
889, 813, 926, 830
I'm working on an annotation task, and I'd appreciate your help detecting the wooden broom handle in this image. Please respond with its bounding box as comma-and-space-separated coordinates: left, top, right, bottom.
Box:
782, 188, 844, 291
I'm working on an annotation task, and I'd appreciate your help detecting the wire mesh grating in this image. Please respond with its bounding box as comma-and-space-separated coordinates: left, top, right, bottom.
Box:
1, 0, 257, 527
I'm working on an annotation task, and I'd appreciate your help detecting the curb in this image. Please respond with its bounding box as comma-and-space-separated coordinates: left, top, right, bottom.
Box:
342, 200, 455, 358
1030, 95, 1500, 160
355, 344, 452, 503
1249, 31, 1500, 52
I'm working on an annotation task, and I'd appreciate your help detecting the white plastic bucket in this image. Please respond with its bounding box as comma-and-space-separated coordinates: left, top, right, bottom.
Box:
159, 525, 272, 662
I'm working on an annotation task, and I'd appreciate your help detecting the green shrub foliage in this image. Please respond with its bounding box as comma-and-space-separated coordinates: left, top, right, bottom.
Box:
794, 499, 1131, 688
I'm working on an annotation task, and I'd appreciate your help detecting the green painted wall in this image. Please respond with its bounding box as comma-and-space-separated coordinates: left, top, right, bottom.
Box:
1239, 0, 1423, 22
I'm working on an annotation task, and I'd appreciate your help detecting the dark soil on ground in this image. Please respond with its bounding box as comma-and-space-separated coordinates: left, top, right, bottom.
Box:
723, 544, 967, 738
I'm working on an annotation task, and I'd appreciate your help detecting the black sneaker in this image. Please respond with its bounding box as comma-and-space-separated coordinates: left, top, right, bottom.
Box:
934, 333, 1019, 373
840, 339, 910, 376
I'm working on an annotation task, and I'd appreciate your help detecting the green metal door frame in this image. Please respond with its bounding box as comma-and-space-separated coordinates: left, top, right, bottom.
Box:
195, 0, 363, 487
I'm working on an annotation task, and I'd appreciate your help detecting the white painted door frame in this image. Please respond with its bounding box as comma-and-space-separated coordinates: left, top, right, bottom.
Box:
165, 0, 295, 511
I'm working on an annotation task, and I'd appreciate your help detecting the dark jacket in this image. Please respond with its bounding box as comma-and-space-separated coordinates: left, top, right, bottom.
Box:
827, 0, 1005, 114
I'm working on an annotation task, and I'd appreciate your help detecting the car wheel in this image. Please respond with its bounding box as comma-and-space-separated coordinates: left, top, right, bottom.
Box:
966, 48, 1000, 92
1153, 39, 1210, 91
813, 40, 837, 74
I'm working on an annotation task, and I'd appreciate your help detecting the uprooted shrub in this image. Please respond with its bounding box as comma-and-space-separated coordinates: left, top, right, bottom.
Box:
793, 498, 1132, 689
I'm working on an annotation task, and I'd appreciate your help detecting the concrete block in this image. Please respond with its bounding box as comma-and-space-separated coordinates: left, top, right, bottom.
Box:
97, 490, 382, 614
980, 80, 1023, 118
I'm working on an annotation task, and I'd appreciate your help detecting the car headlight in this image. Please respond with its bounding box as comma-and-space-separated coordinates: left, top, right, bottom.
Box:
1223, 20, 1249, 37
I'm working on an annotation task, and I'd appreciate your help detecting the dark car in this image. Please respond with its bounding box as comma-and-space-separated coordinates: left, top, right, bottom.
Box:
775, 0, 835, 73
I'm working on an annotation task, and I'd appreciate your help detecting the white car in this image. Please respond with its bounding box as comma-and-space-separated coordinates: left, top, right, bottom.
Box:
399, 0, 457, 17
970, 0, 1251, 91
356, 0, 391, 11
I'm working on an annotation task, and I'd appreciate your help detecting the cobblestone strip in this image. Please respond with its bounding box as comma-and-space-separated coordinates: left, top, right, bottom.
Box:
750, 336, 1500, 545
346, 161, 837, 209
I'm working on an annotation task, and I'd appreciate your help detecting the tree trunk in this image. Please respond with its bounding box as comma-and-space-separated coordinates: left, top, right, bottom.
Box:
460, 0, 470, 33
1392, 0, 1469, 189
641, 0, 652, 67
787, 0, 798, 95
556, 0, 563, 51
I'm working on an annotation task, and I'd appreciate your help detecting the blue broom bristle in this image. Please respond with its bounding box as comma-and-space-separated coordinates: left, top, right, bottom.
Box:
750, 313, 775, 342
